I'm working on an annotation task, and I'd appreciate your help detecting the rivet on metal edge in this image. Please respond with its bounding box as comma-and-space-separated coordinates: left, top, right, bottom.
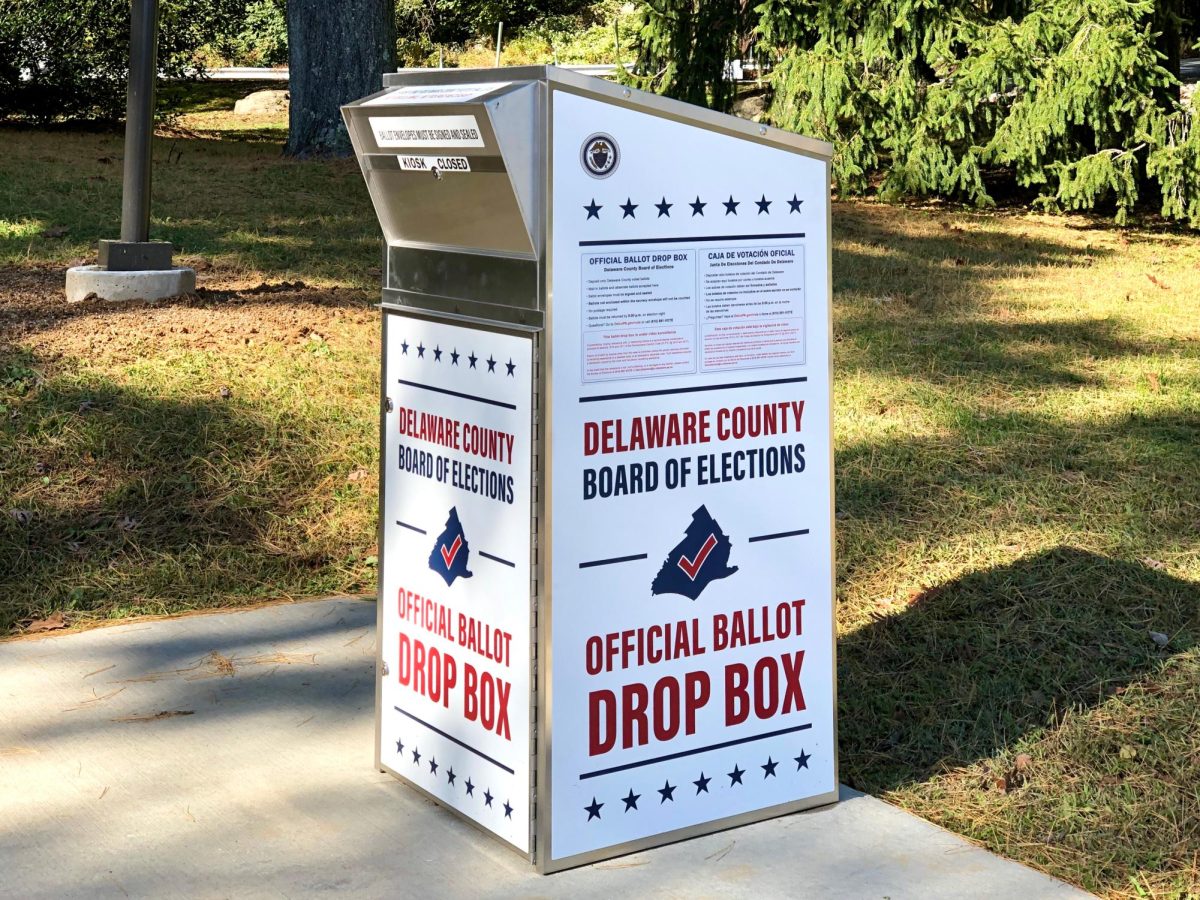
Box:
759, 125, 768, 135
386, 398, 394, 412
381, 661, 389, 676
622, 88, 631, 98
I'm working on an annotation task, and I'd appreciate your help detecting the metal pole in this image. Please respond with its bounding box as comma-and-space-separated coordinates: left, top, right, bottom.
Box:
495, 22, 503, 67
120, 0, 159, 244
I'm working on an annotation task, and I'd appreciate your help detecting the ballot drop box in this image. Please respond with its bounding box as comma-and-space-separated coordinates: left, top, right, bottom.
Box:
343, 66, 836, 873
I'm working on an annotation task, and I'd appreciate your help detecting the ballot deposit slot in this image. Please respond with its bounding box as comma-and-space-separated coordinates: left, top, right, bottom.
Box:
343, 66, 836, 873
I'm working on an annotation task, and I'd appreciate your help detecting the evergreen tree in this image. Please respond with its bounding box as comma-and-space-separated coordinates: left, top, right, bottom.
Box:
633, 0, 1200, 225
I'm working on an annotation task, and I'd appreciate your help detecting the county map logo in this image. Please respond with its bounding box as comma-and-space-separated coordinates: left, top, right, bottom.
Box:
428, 506, 473, 587
651, 505, 738, 600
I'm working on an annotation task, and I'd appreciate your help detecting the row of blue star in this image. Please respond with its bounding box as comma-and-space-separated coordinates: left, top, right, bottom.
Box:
584, 194, 804, 220
399, 339, 516, 376
584, 749, 812, 821
397, 736, 515, 820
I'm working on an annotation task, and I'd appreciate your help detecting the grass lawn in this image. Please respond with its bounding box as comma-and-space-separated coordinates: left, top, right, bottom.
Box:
1, 85, 1198, 898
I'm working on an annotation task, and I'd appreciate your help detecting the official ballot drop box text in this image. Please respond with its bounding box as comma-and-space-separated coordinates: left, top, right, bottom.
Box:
343, 66, 836, 873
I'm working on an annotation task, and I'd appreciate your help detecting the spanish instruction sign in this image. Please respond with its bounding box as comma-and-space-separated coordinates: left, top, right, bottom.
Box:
548, 91, 835, 865
380, 314, 532, 852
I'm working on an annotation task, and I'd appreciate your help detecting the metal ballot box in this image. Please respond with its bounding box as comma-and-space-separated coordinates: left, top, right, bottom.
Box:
342, 66, 835, 873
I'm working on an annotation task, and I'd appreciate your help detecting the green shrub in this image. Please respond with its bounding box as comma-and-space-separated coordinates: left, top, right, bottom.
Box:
0, 0, 246, 123
217, 0, 287, 67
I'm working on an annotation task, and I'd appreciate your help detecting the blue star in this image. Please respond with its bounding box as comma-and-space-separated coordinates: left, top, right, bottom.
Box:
412, 747, 420, 765
429, 756, 438, 775
400, 340, 409, 355
795, 749, 811, 770
417, 343, 426, 358
505, 358, 516, 377
788, 194, 803, 213
762, 756, 779, 778
694, 772, 711, 794
483, 788, 494, 807
655, 196, 672, 217
446, 767, 456, 785
503, 800, 513, 819
756, 194, 772, 214
468, 352, 478, 369
689, 196, 706, 216
723, 195, 739, 215
486, 355, 497, 373
433, 345, 443, 362
620, 198, 638, 219
658, 780, 676, 803
728, 764, 745, 785
584, 198, 602, 219
450, 348, 460, 365
395, 737, 404, 754
621, 788, 640, 811
585, 796, 604, 821
464, 778, 475, 796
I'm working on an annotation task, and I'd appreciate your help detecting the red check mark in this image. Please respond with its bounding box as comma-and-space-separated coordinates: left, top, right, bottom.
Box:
677, 533, 717, 581
440, 535, 463, 568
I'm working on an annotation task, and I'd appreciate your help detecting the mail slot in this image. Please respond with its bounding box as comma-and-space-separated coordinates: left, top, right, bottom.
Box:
343, 65, 836, 873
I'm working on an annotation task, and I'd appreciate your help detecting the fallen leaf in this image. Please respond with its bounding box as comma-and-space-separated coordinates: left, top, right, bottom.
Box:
218, 385, 232, 399
26, 611, 67, 633
77, 399, 95, 413
1119, 744, 1138, 760
347, 467, 370, 483
1146, 274, 1169, 289
1142, 557, 1167, 571
1146, 372, 1161, 393
115, 515, 140, 532
994, 775, 1009, 792
1149, 630, 1169, 649
8, 509, 32, 526
1015, 753, 1033, 772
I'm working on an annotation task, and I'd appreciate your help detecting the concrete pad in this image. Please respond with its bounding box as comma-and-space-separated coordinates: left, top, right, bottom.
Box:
65, 265, 196, 302
0, 598, 1093, 899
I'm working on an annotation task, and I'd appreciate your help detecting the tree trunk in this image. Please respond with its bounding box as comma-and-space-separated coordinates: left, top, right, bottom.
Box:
285, 0, 394, 157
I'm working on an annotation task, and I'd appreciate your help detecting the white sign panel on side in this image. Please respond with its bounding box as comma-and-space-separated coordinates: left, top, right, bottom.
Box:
371, 115, 485, 148
547, 90, 835, 866
362, 82, 511, 106
379, 314, 533, 853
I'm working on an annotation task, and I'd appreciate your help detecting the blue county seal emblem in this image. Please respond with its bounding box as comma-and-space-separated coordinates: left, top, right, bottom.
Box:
428, 506, 473, 587
580, 132, 619, 179
651, 505, 738, 600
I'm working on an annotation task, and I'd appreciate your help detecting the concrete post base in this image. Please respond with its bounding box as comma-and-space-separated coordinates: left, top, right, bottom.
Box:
65, 264, 196, 303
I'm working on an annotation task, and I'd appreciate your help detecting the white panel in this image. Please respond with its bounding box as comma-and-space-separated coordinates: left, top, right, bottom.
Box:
548, 90, 835, 863
380, 315, 532, 853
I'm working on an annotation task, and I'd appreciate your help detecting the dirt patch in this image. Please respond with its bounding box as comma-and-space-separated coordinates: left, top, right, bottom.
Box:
0, 265, 375, 362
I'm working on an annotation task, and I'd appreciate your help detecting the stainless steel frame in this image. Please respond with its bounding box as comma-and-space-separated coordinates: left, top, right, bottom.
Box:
348, 65, 836, 874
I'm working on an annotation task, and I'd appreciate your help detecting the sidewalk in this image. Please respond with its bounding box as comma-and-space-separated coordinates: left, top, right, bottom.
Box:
0, 598, 1092, 899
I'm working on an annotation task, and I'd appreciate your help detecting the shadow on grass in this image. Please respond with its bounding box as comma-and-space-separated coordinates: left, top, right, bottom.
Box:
0, 342, 369, 634
836, 406, 1200, 538
838, 546, 1200, 794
